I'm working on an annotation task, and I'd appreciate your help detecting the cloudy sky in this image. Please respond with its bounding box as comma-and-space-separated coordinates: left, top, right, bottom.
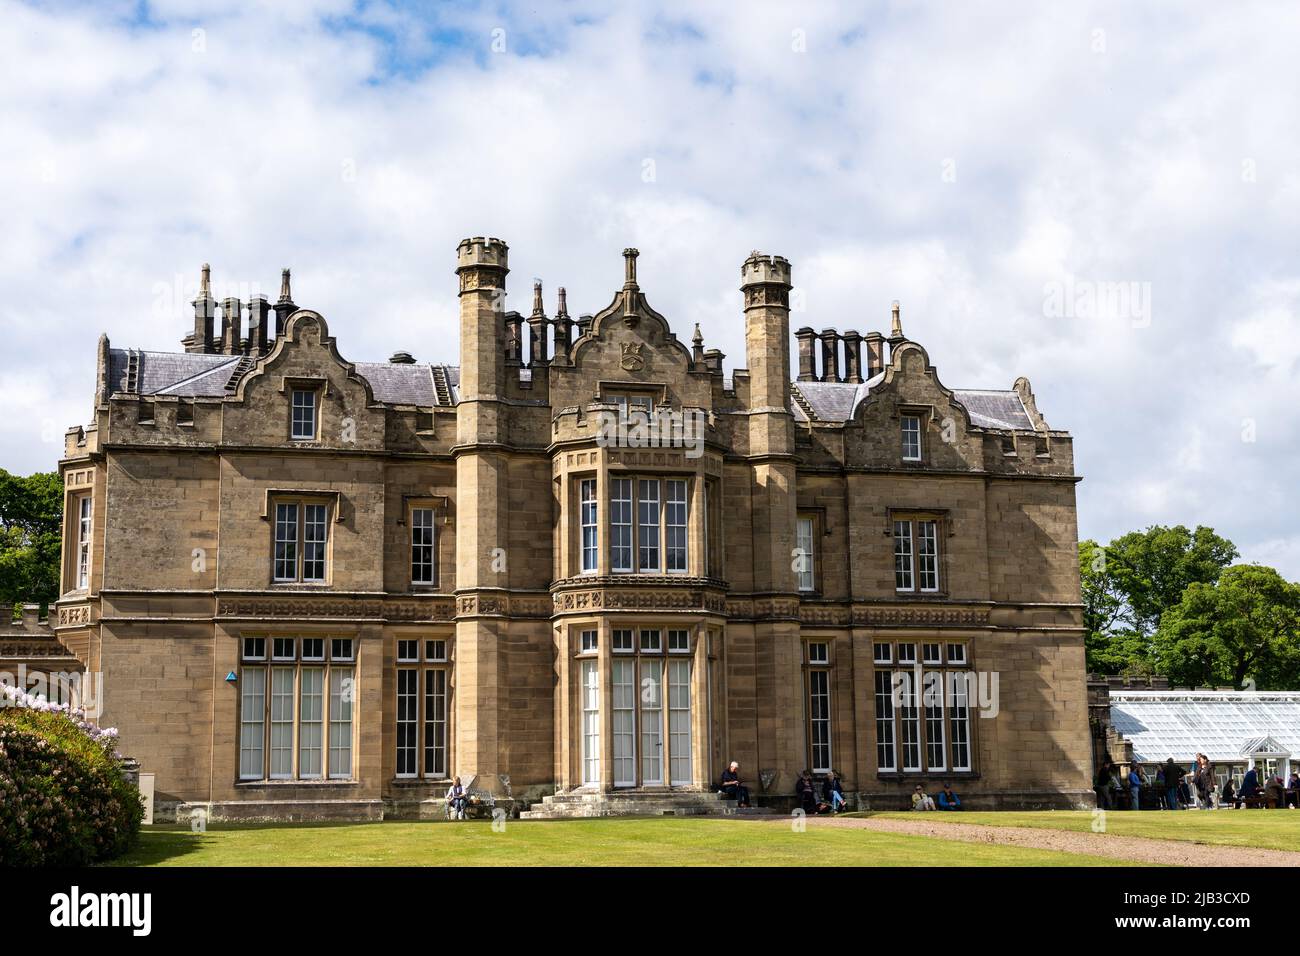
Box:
2, 0, 1298, 577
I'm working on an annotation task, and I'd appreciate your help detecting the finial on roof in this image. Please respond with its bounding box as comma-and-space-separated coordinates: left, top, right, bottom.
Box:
531, 279, 545, 317
278, 268, 293, 305
556, 286, 568, 318
890, 299, 903, 338
199, 263, 211, 299
693, 323, 703, 345
622, 248, 639, 290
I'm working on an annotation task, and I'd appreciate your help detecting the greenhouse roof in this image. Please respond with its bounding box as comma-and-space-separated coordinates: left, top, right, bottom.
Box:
1109, 691, 1300, 764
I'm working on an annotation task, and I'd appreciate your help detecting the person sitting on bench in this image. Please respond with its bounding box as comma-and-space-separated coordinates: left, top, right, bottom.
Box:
1264, 775, 1286, 809
719, 761, 751, 808
446, 776, 469, 820
1239, 766, 1260, 805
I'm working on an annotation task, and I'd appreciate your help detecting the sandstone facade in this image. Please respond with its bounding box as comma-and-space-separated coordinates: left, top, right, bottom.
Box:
53, 242, 1091, 819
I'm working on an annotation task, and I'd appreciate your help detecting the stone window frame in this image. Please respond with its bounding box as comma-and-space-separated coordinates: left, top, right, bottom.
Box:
591, 624, 698, 789
873, 639, 977, 780
900, 412, 924, 462
268, 494, 336, 586
394, 632, 455, 782
795, 510, 825, 594
405, 498, 440, 590
802, 638, 835, 775
896, 404, 931, 465
607, 474, 692, 576
577, 475, 599, 574
888, 509, 949, 597
237, 631, 357, 783
282, 376, 326, 443
68, 491, 93, 593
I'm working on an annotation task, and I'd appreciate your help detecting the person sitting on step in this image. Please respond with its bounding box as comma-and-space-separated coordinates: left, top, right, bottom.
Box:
719, 761, 751, 808
937, 782, 962, 810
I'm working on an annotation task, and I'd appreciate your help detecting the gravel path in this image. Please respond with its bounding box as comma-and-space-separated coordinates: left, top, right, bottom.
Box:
779, 815, 1300, 867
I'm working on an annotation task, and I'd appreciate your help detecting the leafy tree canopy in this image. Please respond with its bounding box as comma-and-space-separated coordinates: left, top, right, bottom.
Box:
0, 469, 64, 612
1154, 564, 1300, 690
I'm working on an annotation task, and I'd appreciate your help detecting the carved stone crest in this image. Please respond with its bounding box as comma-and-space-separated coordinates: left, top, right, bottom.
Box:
619, 343, 644, 371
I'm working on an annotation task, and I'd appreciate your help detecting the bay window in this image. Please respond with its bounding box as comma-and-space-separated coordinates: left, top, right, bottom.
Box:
590, 475, 693, 575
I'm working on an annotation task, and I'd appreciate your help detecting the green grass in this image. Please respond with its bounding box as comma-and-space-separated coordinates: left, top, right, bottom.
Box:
863, 810, 1300, 853
108, 817, 1126, 867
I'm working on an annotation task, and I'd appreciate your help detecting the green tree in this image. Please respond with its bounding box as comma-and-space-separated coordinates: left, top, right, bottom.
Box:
1079, 539, 1146, 673
1154, 564, 1300, 690
1104, 525, 1238, 637
0, 469, 64, 613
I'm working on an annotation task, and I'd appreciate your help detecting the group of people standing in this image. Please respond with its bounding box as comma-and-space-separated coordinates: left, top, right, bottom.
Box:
1096, 753, 1299, 810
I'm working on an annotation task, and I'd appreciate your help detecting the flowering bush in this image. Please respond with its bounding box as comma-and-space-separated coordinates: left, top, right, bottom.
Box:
0, 684, 142, 865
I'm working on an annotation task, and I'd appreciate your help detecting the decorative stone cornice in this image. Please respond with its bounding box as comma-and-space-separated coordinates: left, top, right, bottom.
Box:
217, 595, 456, 622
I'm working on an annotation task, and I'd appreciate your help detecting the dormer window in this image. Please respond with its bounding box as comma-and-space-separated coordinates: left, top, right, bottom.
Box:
291, 388, 318, 440
901, 414, 922, 462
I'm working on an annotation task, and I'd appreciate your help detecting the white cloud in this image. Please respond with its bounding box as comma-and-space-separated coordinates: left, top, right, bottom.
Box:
1, 0, 1298, 579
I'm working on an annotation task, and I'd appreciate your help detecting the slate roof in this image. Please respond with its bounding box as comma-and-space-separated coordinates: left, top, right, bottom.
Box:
106, 348, 1028, 427
107, 349, 460, 406
1109, 691, 1300, 765
790, 378, 1034, 430
353, 362, 436, 406
952, 389, 1034, 430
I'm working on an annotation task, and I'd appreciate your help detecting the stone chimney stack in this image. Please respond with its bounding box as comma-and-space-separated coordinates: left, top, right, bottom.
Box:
246, 295, 270, 354
220, 297, 242, 354
794, 327, 817, 381
842, 330, 863, 384
186, 263, 216, 353
274, 268, 296, 339
864, 331, 885, 378
528, 280, 549, 366
504, 311, 523, 366
819, 328, 840, 383
552, 286, 572, 364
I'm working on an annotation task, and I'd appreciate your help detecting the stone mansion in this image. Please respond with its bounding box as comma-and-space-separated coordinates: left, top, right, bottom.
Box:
53, 239, 1091, 820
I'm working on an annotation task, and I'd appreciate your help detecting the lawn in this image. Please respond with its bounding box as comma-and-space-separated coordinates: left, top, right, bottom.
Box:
109, 817, 1125, 867
866, 810, 1300, 853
